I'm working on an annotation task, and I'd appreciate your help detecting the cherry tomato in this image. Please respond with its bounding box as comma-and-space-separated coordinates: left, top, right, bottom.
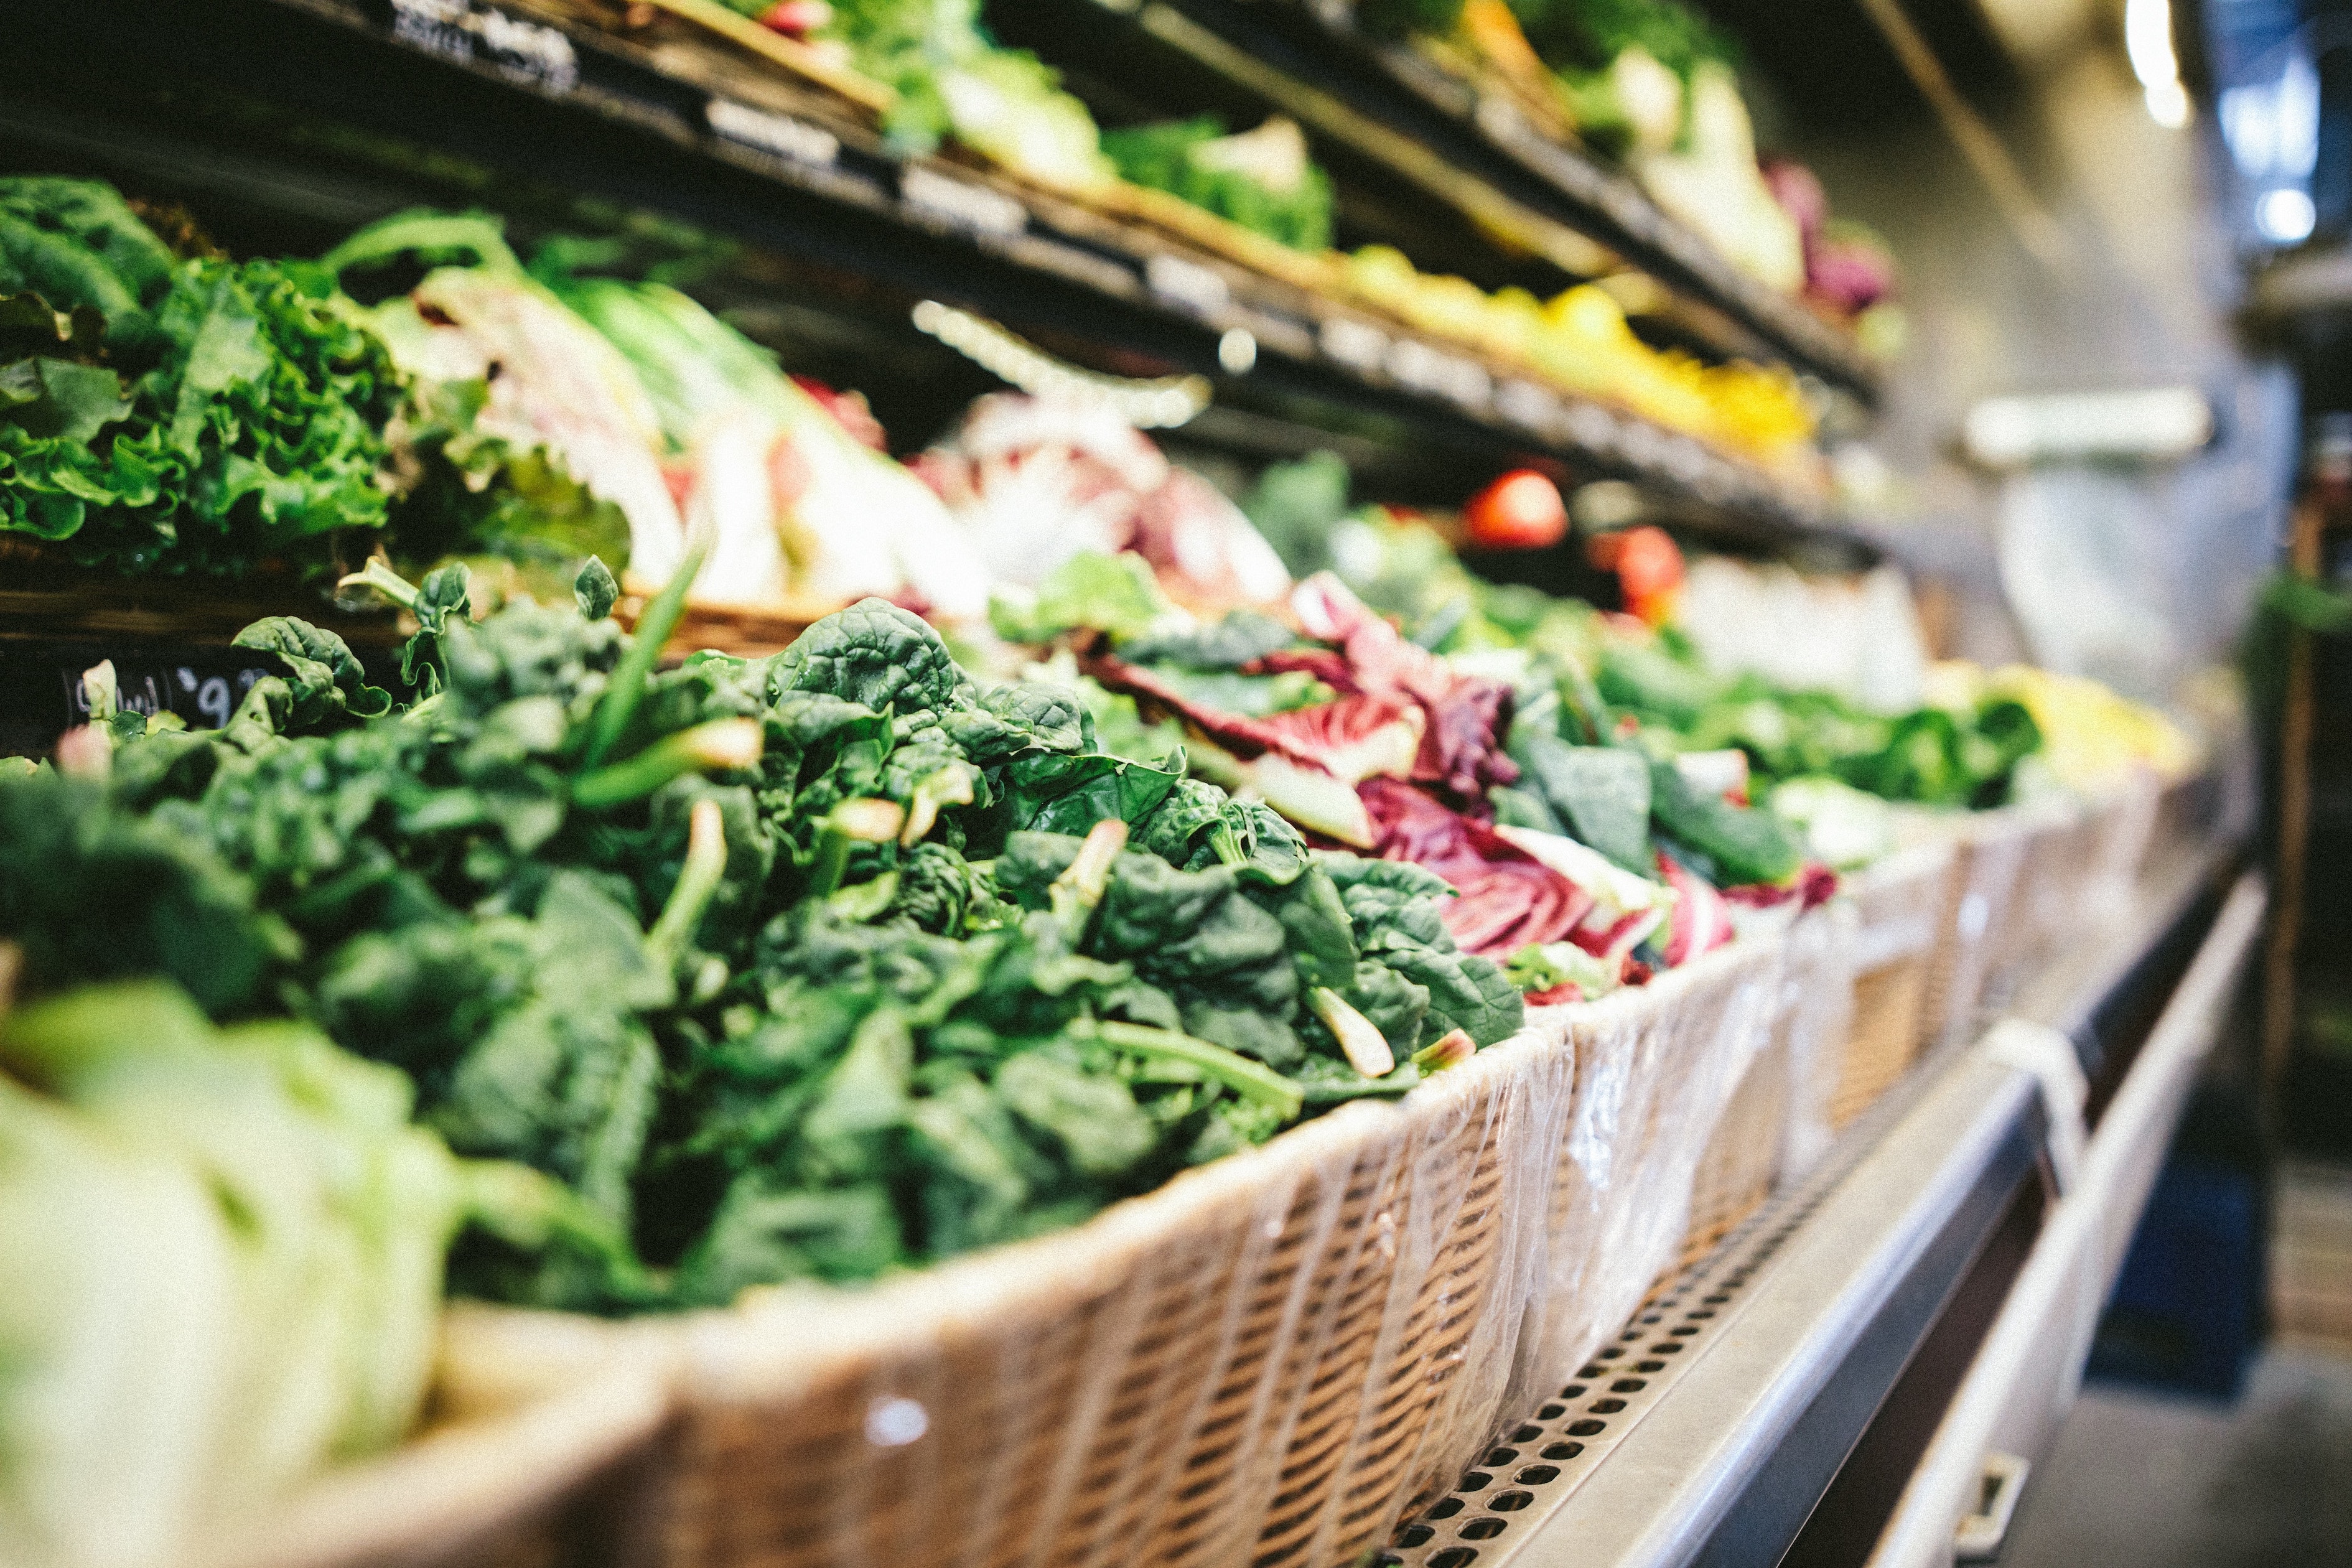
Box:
1612, 525, 1684, 623
758, 0, 832, 34
1463, 469, 1567, 550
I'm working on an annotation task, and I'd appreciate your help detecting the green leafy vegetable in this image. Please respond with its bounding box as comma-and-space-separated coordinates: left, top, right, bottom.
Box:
0, 181, 403, 578
1103, 117, 1336, 251
1645, 757, 1801, 887
0, 978, 541, 1564
2, 571, 1519, 1314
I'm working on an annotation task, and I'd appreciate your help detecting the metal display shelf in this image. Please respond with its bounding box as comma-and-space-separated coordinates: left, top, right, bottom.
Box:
986, 0, 1881, 401
1381, 833, 2256, 1568
4, 0, 1841, 539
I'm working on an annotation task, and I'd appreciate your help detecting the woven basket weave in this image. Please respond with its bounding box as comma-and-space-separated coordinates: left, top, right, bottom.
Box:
1824, 842, 1957, 1132
1912, 807, 2045, 1055
1679, 1042, 1786, 1272
1682, 901, 1860, 1266
1992, 802, 2104, 996
539, 1013, 1581, 1568
2093, 768, 2165, 898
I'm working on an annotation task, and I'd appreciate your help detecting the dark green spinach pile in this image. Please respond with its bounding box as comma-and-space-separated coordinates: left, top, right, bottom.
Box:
0, 560, 1518, 1311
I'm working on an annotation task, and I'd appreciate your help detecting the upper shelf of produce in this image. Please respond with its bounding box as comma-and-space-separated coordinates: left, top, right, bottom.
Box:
6, 0, 1855, 543
984, 0, 1884, 402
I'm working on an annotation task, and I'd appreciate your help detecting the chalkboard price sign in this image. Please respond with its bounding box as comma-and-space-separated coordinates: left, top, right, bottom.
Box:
1, 642, 279, 758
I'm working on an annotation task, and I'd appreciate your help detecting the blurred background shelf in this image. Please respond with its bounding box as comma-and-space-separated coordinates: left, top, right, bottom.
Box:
984, 0, 1880, 402
1, 0, 1852, 546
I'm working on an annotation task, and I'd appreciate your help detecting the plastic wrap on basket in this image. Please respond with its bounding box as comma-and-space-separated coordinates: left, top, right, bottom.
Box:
2089, 768, 2163, 913
1684, 893, 1862, 1279
1913, 808, 2037, 1052
1678, 902, 1854, 1270
1510, 935, 1785, 1402
1762, 895, 1860, 1183
566, 1017, 1580, 1568
1680, 1040, 1790, 1274
1826, 841, 1954, 1133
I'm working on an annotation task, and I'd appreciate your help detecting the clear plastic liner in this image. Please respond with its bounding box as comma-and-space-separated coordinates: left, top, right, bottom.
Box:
1997, 804, 2103, 990
2091, 768, 2164, 908
1909, 785, 2155, 1060
1508, 937, 1785, 1407
1677, 903, 1855, 1274
1913, 806, 2042, 1051
1765, 897, 1862, 1185
1824, 841, 1957, 1133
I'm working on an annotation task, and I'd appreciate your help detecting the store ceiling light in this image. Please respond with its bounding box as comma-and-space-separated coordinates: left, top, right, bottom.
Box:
2126, 0, 2192, 128
1962, 386, 2213, 467
2258, 187, 2318, 244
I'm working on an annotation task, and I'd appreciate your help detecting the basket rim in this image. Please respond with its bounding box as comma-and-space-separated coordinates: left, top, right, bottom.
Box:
198, 1336, 670, 1568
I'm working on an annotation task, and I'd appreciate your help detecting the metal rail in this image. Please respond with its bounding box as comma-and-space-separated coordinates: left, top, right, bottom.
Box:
1384, 834, 2246, 1568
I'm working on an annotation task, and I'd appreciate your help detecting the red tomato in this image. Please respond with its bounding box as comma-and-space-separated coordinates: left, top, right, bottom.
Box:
758, 0, 832, 34
1463, 469, 1567, 550
1613, 525, 1684, 623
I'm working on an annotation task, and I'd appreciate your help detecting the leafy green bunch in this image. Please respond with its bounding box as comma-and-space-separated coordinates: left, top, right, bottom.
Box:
1595, 637, 2043, 812
0, 179, 401, 577
1505, 0, 1734, 79
1101, 118, 1337, 252
2, 555, 1516, 1309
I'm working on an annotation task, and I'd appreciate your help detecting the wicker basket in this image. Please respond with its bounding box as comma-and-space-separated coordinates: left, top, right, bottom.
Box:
412, 935, 1797, 1568
1679, 1041, 1788, 1271
1995, 801, 2104, 992
506, 1013, 1580, 1568
2092, 768, 2165, 899
200, 1310, 670, 1568
1911, 807, 2043, 1055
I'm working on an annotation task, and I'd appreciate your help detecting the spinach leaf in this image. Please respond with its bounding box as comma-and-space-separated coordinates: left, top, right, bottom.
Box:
232, 617, 395, 728
772, 597, 963, 714
1513, 737, 1653, 872
1647, 758, 1803, 887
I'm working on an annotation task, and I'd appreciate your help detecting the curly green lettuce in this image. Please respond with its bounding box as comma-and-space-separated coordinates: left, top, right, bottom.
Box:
0, 179, 401, 578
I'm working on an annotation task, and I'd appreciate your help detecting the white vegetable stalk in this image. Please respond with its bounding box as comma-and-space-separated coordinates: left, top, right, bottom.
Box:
1310, 986, 1394, 1078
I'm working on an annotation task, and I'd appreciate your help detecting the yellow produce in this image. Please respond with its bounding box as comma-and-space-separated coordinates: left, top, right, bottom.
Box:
1334, 248, 1815, 467
1930, 661, 2201, 794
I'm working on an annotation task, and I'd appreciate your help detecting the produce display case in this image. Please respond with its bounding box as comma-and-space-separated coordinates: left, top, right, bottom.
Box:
0, 0, 2251, 1564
